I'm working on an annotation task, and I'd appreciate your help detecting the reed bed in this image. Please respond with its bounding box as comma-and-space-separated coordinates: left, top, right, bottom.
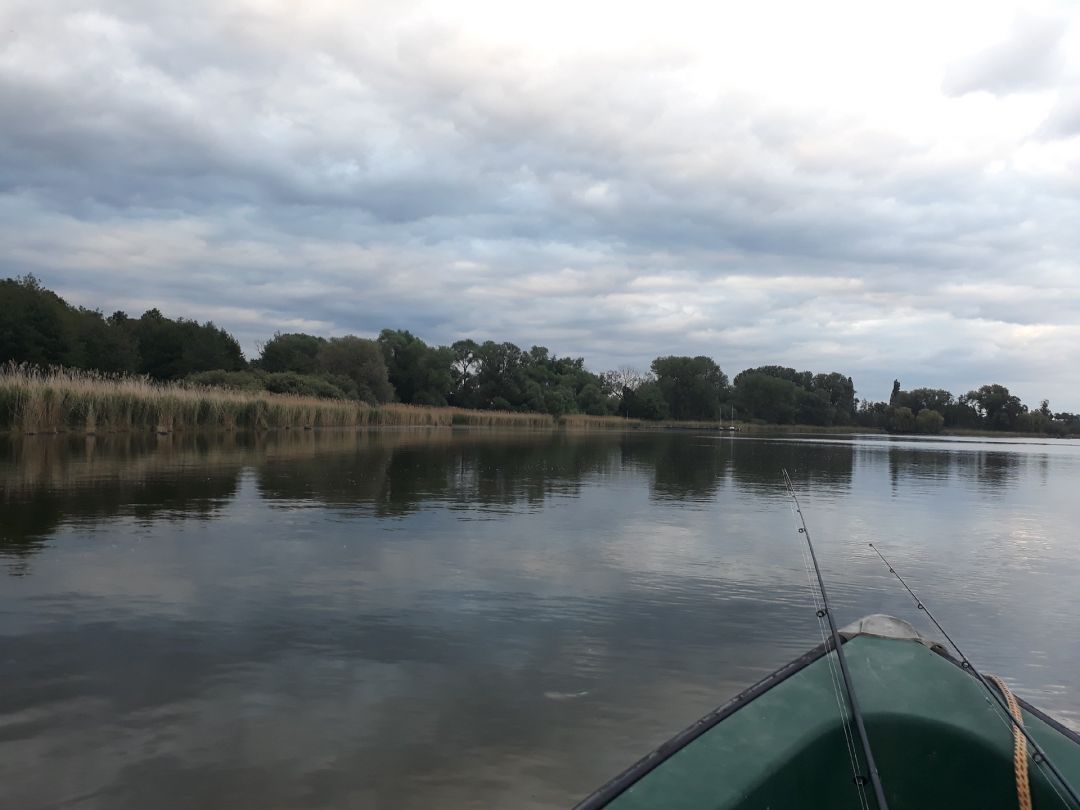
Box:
0, 366, 565, 435
0, 369, 893, 437
559, 413, 640, 430
1, 365, 364, 434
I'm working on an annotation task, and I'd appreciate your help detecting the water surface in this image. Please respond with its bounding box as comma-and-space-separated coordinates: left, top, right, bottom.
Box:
2, 429, 1078, 808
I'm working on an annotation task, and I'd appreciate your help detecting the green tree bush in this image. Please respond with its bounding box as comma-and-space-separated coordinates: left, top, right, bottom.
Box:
651, 356, 728, 420
378, 329, 453, 405
258, 333, 326, 374
625, 381, 669, 420
734, 373, 798, 424
315, 336, 394, 403
965, 384, 1026, 430
887, 406, 915, 433
915, 408, 944, 434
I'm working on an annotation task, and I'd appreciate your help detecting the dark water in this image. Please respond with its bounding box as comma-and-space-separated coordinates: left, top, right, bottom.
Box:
2, 428, 1078, 809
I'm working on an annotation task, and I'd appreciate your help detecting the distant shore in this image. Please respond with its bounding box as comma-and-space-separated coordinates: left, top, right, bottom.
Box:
0, 368, 872, 436
3, 368, 1073, 440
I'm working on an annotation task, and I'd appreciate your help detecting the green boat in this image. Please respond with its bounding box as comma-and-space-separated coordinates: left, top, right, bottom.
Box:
575, 615, 1080, 810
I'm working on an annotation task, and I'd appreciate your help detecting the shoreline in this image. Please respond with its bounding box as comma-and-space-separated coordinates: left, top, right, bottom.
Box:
2, 369, 1072, 440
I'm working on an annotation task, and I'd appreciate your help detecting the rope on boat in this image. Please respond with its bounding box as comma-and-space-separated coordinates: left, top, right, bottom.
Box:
869, 542, 1080, 809
988, 674, 1034, 810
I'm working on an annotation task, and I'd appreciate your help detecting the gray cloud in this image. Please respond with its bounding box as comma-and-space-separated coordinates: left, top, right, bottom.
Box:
942, 14, 1067, 96
1040, 89, 1080, 138
2, 1, 1080, 408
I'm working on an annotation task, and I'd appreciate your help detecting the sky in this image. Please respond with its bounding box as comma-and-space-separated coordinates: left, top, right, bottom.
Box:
2, 0, 1079, 408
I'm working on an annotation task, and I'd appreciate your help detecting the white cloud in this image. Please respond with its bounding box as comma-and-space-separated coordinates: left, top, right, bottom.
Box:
1, 0, 1079, 407
942, 12, 1068, 96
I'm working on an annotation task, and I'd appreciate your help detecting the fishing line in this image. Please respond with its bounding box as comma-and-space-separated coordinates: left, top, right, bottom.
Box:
788, 498, 870, 810
786, 501, 859, 794
791, 503, 869, 810
783, 469, 889, 810
868, 542, 1080, 809
978, 685, 1073, 810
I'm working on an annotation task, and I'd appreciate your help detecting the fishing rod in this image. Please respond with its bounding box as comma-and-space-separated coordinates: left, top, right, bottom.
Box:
868, 542, 1080, 809
782, 469, 889, 810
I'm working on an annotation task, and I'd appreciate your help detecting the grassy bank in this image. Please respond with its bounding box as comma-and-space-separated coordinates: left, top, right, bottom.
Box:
0, 367, 898, 437
0, 367, 560, 434
938, 427, 1074, 440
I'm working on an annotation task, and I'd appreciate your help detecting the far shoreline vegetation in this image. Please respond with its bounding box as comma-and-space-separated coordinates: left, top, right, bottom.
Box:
0, 365, 869, 436
2, 274, 1078, 438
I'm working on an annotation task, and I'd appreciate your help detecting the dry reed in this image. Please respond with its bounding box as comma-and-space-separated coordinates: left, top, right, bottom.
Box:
0, 365, 569, 435
559, 413, 640, 430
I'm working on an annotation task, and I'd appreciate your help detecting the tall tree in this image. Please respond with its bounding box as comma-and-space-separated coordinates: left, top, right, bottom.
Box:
73, 309, 140, 373
889, 379, 901, 405
378, 329, 453, 406
735, 365, 813, 390
258, 332, 326, 375
734, 373, 798, 424
472, 341, 526, 409
449, 339, 481, 407
624, 381, 669, 420
316, 336, 394, 403
966, 384, 1026, 431
810, 372, 856, 424
797, 388, 834, 426
902, 387, 954, 415
129, 309, 245, 379
651, 356, 728, 420
0, 275, 78, 366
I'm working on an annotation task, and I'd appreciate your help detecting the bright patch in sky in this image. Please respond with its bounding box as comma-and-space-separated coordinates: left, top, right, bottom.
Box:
1, 0, 1079, 406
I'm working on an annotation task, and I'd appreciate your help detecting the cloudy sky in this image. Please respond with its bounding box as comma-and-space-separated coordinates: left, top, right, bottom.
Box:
2, 0, 1079, 407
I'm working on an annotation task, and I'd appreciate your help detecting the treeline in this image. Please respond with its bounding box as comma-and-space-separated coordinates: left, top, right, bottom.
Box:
1, 275, 245, 376
3, 275, 1078, 434
854, 381, 1080, 436
0, 276, 857, 423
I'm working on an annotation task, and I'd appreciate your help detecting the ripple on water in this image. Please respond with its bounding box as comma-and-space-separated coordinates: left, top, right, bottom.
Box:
1, 430, 1078, 809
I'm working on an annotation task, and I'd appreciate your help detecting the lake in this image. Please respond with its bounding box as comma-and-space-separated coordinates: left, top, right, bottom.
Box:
2, 428, 1078, 809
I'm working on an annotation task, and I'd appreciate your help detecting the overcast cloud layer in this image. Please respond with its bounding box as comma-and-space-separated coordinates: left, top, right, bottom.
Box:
2, 0, 1079, 407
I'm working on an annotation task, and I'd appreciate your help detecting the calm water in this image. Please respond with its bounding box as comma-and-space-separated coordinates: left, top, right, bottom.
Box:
2, 429, 1079, 808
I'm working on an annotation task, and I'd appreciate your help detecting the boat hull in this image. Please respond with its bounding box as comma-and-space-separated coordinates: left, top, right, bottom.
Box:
575, 617, 1080, 809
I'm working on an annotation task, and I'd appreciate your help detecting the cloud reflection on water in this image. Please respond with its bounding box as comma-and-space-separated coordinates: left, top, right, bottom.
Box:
1, 429, 1078, 808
